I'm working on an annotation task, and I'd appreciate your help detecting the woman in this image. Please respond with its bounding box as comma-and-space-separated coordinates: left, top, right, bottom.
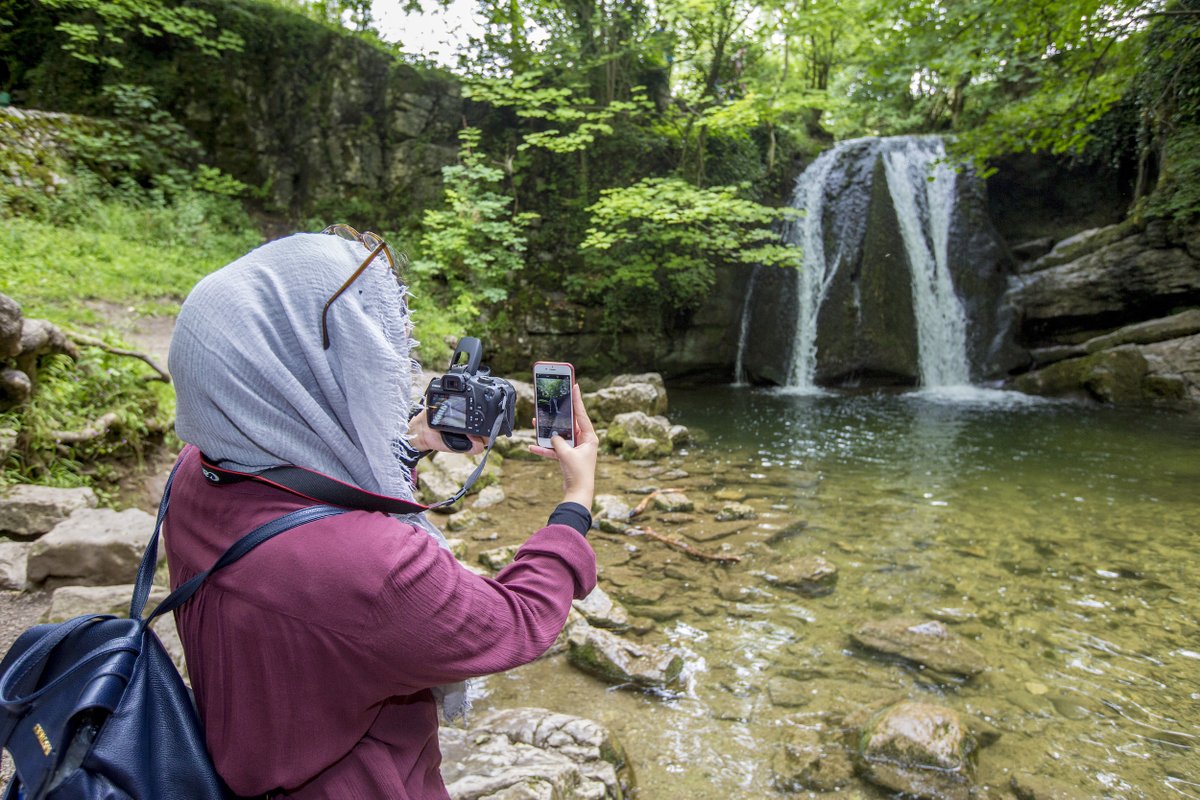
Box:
163, 227, 597, 798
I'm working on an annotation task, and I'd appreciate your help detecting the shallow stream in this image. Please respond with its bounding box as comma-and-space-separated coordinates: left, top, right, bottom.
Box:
467, 387, 1200, 798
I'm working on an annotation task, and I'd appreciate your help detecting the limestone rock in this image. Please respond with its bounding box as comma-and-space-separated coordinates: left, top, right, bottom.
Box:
43, 583, 167, 621
0, 367, 31, 408
439, 706, 631, 799
0, 541, 30, 589
509, 378, 535, 430
480, 544, 519, 572
0, 485, 98, 537
715, 502, 756, 521
1012, 223, 1200, 341
766, 675, 810, 708
584, 376, 667, 425
433, 451, 504, 488
472, 485, 507, 510
1012, 344, 1191, 405
591, 495, 631, 523
566, 618, 684, 689
604, 412, 675, 459
851, 618, 987, 678
493, 429, 540, 461
447, 509, 480, 532
1083, 308, 1200, 354
760, 555, 838, 597
26, 507, 156, 587
651, 491, 692, 513
572, 586, 630, 631
856, 701, 976, 800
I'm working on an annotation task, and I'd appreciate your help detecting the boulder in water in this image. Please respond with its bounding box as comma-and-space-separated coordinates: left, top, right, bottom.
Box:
851, 618, 986, 678
566, 618, 684, 689
855, 701, 977, 800
759, 555, 838, 597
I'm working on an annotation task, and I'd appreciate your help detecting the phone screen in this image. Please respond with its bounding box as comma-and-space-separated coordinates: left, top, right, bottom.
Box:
534, 369, 574, 446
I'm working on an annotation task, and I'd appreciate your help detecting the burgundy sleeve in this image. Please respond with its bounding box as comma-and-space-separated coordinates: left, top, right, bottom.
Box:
369, 524, 597, 690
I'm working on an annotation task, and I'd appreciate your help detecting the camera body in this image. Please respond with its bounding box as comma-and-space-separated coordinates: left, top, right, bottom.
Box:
425, 337, 515, 451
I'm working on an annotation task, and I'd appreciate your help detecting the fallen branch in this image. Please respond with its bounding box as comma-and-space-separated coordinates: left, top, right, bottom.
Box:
627, 488, 685, 520
53, 412, 122, 444
628, 525, 741, 564
67, 332, 171, 383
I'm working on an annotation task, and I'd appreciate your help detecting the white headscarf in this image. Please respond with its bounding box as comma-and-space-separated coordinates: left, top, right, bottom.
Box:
169, 231, 470, 720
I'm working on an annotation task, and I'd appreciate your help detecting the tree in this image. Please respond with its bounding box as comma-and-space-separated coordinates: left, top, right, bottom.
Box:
579, 177, 801, 325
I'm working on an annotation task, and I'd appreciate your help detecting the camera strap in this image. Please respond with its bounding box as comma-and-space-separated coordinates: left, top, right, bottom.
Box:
197, 410, 507, 514
198, 455, 430, 514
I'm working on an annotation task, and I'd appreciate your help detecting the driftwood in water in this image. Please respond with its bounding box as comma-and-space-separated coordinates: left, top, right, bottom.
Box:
627, 488, 684, 520
628, 525, 741, 564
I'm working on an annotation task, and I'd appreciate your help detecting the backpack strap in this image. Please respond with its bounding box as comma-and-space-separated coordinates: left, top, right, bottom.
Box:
146, 505, 346, 623
129, 453, 348, 621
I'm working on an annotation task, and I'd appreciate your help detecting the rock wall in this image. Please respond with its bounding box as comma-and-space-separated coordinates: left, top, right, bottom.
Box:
5, 0, 465, 222
1005, 219, 1200, 407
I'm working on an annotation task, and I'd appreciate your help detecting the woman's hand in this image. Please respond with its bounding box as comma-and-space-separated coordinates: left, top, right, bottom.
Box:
529, 384, 598, 510
408, 408, 487, 456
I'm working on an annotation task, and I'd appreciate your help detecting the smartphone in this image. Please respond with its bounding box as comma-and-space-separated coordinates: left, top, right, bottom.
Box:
533, 361, 575, 448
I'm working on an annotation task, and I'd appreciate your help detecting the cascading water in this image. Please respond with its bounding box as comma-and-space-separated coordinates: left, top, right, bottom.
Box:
736, 135, 982, 390
883, 138, 970, 387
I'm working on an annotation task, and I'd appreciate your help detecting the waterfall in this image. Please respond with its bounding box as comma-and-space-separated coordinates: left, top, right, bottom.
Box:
882, 139, 970, 387
735, 135, 977, 390
782, 148, 841, 390
733, 267, 759, 385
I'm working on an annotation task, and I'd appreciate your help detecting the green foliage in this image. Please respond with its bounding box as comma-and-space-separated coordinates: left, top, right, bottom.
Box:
40, 0, 243, 68
831, 0, 1153, 166
579, 177, 800, 323
1140, 124, 1200, 221
466, 72, 652, 154
409, 128, 538, 334
0, 350, 174, 492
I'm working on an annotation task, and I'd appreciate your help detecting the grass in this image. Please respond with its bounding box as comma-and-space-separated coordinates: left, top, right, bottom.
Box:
0, 192, 263, 325
1, 190, 264, 494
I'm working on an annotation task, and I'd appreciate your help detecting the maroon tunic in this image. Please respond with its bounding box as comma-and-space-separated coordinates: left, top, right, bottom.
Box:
162, 446, 597, 798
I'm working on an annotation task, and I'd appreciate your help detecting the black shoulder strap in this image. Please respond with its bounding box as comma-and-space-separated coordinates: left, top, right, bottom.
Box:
198, 457, 430, 515
198, 408, 509, 513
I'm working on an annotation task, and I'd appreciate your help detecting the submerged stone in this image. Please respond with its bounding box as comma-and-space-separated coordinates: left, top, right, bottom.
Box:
479, 544, 519, 572
771, 728, 855, 794
715, 502, 757, 521
759, 555, 839, 597
573, 586, 631, 631
652, 492, 693, 513
851, 618, 987, 678
856, 701, 976, 800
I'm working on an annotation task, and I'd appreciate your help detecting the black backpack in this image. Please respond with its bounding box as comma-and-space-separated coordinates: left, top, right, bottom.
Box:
0, 466, 345, 799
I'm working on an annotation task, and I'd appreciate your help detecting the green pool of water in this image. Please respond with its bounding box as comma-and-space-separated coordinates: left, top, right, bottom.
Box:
476, 387, 1200, 798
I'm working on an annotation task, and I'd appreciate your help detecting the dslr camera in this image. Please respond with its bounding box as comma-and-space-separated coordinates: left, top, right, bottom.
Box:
425, 337, 516, 452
